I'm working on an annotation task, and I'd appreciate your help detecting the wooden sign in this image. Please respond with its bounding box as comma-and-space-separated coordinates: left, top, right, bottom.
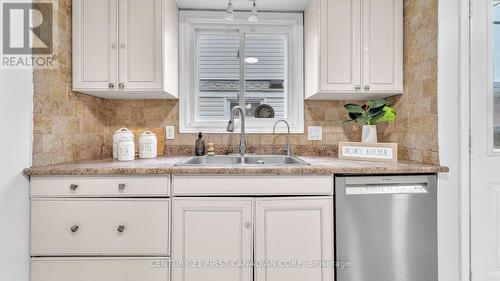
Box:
338, 142, 398, 163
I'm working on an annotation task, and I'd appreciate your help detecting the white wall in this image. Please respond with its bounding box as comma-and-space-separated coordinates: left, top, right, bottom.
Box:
0, 67, 33, 280
437, 0, 468, 280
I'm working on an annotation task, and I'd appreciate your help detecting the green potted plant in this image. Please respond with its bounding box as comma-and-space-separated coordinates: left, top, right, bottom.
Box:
344, 99, 397, 143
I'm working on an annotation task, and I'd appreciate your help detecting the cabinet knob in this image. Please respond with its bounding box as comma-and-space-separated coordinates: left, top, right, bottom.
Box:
118, 183, 126, 191
355, 85, 361, 91
365, 85, 371, 91
117, 225, 126, 233
244, 222, 252, 229
108, 82, 115, 89
69, 184, 78, 191
119, 83, 125, 90
70, 225, 79, 233
111, 44, 116, 50
120, 43, 126, 49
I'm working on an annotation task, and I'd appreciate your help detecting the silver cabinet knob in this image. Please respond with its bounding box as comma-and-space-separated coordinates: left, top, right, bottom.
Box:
70, 225, 79, 233
244, 222, 252, 229
111, 44, 116, 50
365, 85, 371, 90
70, 184, 78, 191
355, 85, 361, 91
108, 82, 115, 89
118, 183, 126, 191
118, 83, 125, 90
120, 43, 126, 49
117, 225, 126, 233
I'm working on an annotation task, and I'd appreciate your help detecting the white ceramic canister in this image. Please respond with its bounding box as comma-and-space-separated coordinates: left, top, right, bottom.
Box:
113, 127, 134, 159
117, 139, 135, 161
139, 131, 158, 159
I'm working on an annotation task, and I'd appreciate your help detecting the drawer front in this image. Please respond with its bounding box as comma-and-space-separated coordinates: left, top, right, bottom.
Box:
30, 199, 170, 256
30, 176, 170, 197
172, 175, 333, 196
31, 257, 170, 281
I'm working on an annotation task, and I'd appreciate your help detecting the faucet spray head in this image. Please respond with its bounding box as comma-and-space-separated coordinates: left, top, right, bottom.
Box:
226, 120, 234, 132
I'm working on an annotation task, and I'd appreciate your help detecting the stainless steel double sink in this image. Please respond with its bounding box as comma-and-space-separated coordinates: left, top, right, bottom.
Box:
175, 155, 310, 166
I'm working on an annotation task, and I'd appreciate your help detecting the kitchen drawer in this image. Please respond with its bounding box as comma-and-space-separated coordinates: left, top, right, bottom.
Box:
30, 199, 170, 256
30, 176, 170, 197
172, 175, 333, 196
31, 257, 170, 281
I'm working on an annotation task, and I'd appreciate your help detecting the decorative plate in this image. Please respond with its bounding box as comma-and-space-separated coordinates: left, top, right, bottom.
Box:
254, 104, 275, 118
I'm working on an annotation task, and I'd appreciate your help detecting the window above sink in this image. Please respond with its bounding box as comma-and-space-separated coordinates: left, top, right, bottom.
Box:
179, 11, 304, 133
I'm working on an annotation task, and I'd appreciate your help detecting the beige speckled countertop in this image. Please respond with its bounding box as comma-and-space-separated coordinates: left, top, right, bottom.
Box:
23, 156, 449, 176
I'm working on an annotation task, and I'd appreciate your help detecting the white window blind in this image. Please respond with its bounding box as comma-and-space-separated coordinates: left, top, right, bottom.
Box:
196, 33, 286, 120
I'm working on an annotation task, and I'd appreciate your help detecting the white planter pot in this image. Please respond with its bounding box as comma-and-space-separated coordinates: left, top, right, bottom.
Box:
361, 125, 378, 143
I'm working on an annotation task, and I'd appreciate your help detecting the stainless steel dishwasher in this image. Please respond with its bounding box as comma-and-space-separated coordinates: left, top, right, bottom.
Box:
335, 175, 437, 281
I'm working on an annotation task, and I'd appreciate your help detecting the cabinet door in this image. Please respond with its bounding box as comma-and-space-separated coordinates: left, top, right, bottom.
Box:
255, 197, 334, 281
31, 257, 170, 281
73, 0, 118, 91
118, 0, 163, 91
172, 198, 253, 281
362, 0, 403, 93
320, 0, 362, 93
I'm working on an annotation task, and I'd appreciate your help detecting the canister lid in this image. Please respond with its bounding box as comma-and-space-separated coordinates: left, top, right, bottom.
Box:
141, 131, 156, 136
114, 127, 132, 134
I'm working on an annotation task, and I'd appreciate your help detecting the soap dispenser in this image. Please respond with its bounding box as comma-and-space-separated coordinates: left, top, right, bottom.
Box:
195, 132, 205, 156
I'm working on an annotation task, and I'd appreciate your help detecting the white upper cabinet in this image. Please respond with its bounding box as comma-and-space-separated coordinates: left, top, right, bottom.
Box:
72, 0, 178, 99
305, 0, 403, 100
362, 0, 403, 93
118, 0, 163, 91
72, 0, 118, 91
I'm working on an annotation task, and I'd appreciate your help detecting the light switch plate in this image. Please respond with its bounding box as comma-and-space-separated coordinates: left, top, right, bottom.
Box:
166, 126, 175, 140
308, 126, 322, 141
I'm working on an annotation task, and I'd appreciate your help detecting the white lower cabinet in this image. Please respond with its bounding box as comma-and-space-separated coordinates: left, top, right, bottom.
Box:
30, 176, 334, 281
254, 197, 334, 281
31, 257, 170, 281
171, 197, 334, 281
172, 198, 254, 281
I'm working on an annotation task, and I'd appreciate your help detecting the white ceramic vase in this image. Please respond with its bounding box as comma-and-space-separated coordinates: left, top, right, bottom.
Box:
361, 125, 378, 143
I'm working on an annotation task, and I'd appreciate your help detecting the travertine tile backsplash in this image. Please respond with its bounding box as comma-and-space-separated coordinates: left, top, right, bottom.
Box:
33, 0, 107, 166
380, 0, 439, 164
100, 100, 361, 158
32, 0, 439, 165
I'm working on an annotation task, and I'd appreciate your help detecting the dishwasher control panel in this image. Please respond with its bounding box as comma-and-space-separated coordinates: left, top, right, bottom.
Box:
345, 184, 428, 195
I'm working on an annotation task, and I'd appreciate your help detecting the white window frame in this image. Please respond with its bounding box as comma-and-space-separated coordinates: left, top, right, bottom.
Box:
179, 10, 304, 133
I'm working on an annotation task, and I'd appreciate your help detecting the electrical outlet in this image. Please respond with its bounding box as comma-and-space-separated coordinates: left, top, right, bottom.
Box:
166, 126, 175, 140
308, 126, 322, 141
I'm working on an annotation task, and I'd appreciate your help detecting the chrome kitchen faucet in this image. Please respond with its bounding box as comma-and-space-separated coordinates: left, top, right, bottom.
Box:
227, 106, 246, 157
